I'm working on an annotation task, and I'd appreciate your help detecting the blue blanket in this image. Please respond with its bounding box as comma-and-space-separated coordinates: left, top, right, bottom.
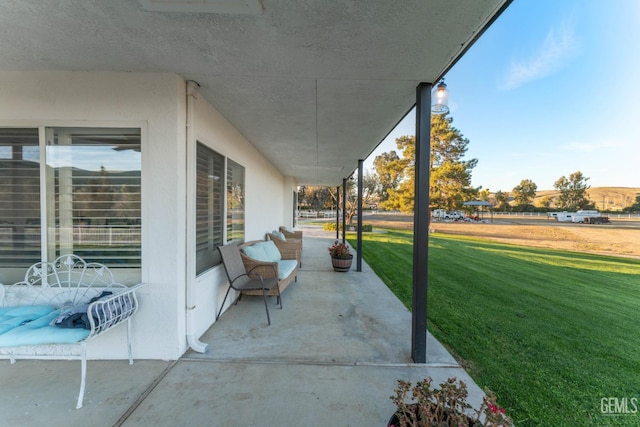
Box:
0, 306, 90, 347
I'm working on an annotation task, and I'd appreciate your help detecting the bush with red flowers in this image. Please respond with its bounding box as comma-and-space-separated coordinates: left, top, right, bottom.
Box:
328, 240, 351, 259
389, 377, 512, 427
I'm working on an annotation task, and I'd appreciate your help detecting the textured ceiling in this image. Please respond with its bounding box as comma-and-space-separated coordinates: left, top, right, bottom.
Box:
0, 0, 511, 186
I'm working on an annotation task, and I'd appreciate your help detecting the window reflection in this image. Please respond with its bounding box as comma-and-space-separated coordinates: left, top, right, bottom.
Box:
0, 129, 41, 270
46, 128, 141, 269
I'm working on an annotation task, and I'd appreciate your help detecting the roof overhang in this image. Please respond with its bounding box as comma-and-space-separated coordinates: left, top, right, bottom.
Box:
0, 0, 512, 186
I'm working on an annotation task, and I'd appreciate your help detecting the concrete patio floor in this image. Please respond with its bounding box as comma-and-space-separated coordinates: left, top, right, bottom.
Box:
0, 225, 485, 427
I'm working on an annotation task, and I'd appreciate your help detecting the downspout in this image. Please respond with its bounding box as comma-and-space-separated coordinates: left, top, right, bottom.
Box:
185, 80, 208, 354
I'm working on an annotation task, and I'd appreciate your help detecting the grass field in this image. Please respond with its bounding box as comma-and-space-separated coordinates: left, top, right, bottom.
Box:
347, 229, 640, 426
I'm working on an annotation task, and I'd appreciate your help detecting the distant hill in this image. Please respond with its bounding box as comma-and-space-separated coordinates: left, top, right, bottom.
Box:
494, 187, 640, 211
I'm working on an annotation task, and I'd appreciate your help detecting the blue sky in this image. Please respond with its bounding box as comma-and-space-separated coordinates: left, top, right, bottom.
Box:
365, 0, 640, 192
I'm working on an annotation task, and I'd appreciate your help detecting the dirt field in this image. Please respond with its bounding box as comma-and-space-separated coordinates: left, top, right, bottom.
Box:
361, 214, 640, 259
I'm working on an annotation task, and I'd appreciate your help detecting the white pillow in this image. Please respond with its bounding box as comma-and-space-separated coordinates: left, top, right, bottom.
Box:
272, 230, 286, 240
241, 244, 269, 262
256, 241, 282, 262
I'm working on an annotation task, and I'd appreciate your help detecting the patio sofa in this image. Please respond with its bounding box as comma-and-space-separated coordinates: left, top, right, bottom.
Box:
239, 240, 298, 298
267, 229, 302, 267
0, 254, 144, 409
279, 225, 303, 240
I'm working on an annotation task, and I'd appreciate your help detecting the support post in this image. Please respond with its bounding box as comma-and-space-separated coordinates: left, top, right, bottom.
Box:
357, 160, 363, 272
341, 178, 347, 243
412, 83, 432, 363
335, 186, 340, 239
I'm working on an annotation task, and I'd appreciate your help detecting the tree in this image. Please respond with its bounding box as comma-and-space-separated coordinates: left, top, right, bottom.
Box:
477, 188, 491, 201
537, 195, 552, 209
493, 190, 510, 212
373, 151, 405, 204
430, 160, 476, 211
325, 171, 379, 225
298, 186, 332, 211
622, 194, 640, 213
512, 179, 537, 211
374, 113, 477, 213
429, 114, 478, 211
429, 114, 478, 210
379, 135, 415, 213
553, 171, 594, 211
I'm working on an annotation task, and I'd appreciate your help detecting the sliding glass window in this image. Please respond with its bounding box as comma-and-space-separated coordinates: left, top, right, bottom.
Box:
45, 127, 141, 267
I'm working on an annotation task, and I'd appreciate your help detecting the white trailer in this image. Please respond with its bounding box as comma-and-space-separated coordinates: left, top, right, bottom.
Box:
553, 210, 609, 224
571, 210, 609, 224
432, 209, 449, 221
432, 209, 464, 221
555, 212, 573, 222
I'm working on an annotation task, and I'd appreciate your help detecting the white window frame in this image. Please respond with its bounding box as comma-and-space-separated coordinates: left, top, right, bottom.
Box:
0, 121, 147, 285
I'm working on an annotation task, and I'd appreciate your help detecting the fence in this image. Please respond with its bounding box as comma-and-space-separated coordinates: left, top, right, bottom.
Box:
59, 226, 141, 246
491, 212, 640, 219
298, 210, 338, 218
297, 210, 640, 220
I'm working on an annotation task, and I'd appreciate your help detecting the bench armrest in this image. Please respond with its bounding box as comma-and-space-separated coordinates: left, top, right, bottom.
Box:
86, 283, 144, 338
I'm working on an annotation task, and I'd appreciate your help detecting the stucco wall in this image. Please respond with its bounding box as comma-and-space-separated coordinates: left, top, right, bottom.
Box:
0, 71, 186, 360
187, 86, 288, 342
192, 93, 285, 239
0, 71, 293, 359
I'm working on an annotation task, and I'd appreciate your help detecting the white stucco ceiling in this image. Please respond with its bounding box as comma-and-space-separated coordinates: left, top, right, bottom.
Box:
0, 0, 511, 186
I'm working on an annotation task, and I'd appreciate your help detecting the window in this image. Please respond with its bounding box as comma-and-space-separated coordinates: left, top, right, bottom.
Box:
0, 129, 41, 268
195, 143, 224, 275
0, 127, 141, 284
45, 127, 141, 267
226, 159, 245, 244
195, 144, 245, 275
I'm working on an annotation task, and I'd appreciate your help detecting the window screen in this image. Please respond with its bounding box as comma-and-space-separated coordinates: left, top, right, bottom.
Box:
0, 128, 41, 268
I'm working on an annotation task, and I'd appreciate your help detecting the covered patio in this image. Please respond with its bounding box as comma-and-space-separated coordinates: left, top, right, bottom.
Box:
0, 3, 515, 423
0, 226, 483, 426
0, 0, 512, 362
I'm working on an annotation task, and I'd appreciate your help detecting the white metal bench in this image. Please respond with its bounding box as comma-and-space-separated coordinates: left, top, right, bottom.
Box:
0, 254, 143, 409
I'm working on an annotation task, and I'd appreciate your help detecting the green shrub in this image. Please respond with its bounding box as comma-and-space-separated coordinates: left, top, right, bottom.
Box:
323, 223, 373, 232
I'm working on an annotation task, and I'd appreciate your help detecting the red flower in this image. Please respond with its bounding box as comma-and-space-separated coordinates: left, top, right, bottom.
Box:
328, 240, 351, 258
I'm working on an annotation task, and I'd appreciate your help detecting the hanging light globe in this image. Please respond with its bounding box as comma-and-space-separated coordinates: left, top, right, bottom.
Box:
431, 80, 449, 114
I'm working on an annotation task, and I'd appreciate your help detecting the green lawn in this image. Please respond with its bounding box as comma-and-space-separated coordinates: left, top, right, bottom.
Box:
348, 229, 640, 426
